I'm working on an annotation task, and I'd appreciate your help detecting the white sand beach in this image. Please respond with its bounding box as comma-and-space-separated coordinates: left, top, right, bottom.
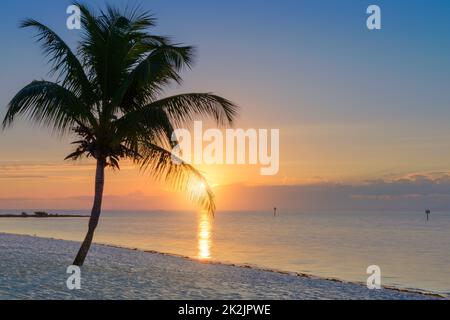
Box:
0, 233, 439, 300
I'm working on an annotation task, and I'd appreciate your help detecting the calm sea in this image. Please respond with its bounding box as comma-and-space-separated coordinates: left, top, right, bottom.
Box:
1, 210, 449, 296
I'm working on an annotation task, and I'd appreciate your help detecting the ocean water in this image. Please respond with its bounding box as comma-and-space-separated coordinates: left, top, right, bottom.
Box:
1, 210, 449, 296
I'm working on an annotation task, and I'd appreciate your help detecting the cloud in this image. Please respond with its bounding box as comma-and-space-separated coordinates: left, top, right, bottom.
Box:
0, 161, 91, 181
2, 171, 450, 212
214, 173, 450, 211
0, 192, 177, 211
0, 175, 48, 179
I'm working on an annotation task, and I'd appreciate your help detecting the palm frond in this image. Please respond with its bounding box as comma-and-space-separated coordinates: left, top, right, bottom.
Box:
76, 2, 161, 105
2, 81, 96, 134
131, 93, 238, 128
138, 142, 215, 215
116, 104, 175, 150
20, 19, 96, 105
111, 43, 194, 112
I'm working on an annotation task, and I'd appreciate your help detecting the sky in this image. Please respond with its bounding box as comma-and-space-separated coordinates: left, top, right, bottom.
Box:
1, 0, 450, 211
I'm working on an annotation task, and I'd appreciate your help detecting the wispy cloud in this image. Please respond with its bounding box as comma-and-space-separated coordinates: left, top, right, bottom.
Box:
0, 160, 138, 181
0, 192, 174, 211
2, 166, 450, 212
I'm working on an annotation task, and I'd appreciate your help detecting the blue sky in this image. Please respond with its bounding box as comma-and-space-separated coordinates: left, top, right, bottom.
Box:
1, 1, 450, 210
2, 0, 450, 125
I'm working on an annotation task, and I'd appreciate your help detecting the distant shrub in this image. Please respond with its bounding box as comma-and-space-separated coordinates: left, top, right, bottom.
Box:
21, 212, 28, 217
34, 211, 49, 217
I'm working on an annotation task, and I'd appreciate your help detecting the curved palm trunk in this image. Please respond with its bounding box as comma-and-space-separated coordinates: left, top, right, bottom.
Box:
73, 159, 105, 266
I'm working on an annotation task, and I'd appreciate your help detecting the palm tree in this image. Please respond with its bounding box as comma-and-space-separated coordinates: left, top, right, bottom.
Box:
2, 3, 238, 266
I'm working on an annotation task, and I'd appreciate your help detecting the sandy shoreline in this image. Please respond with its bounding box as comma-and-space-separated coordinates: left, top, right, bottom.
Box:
0, 233, 443, 300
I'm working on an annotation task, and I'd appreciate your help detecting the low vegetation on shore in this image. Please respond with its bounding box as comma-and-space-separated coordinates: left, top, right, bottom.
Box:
0, 211, 89, 218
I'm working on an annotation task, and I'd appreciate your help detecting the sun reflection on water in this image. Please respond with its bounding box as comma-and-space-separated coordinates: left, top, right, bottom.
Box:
198, 211, 212, 260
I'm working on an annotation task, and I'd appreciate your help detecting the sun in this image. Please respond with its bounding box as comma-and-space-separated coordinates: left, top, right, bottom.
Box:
189, 181, 208, 199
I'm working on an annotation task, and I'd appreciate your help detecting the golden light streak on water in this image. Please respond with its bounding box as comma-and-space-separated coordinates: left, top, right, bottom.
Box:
198, 211, 212, 260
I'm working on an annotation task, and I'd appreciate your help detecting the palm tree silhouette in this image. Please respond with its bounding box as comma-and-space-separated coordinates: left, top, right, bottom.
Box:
2, 3, 238, 266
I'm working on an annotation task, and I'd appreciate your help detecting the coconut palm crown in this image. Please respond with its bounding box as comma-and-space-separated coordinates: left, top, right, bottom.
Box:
2, 3, 238, 266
